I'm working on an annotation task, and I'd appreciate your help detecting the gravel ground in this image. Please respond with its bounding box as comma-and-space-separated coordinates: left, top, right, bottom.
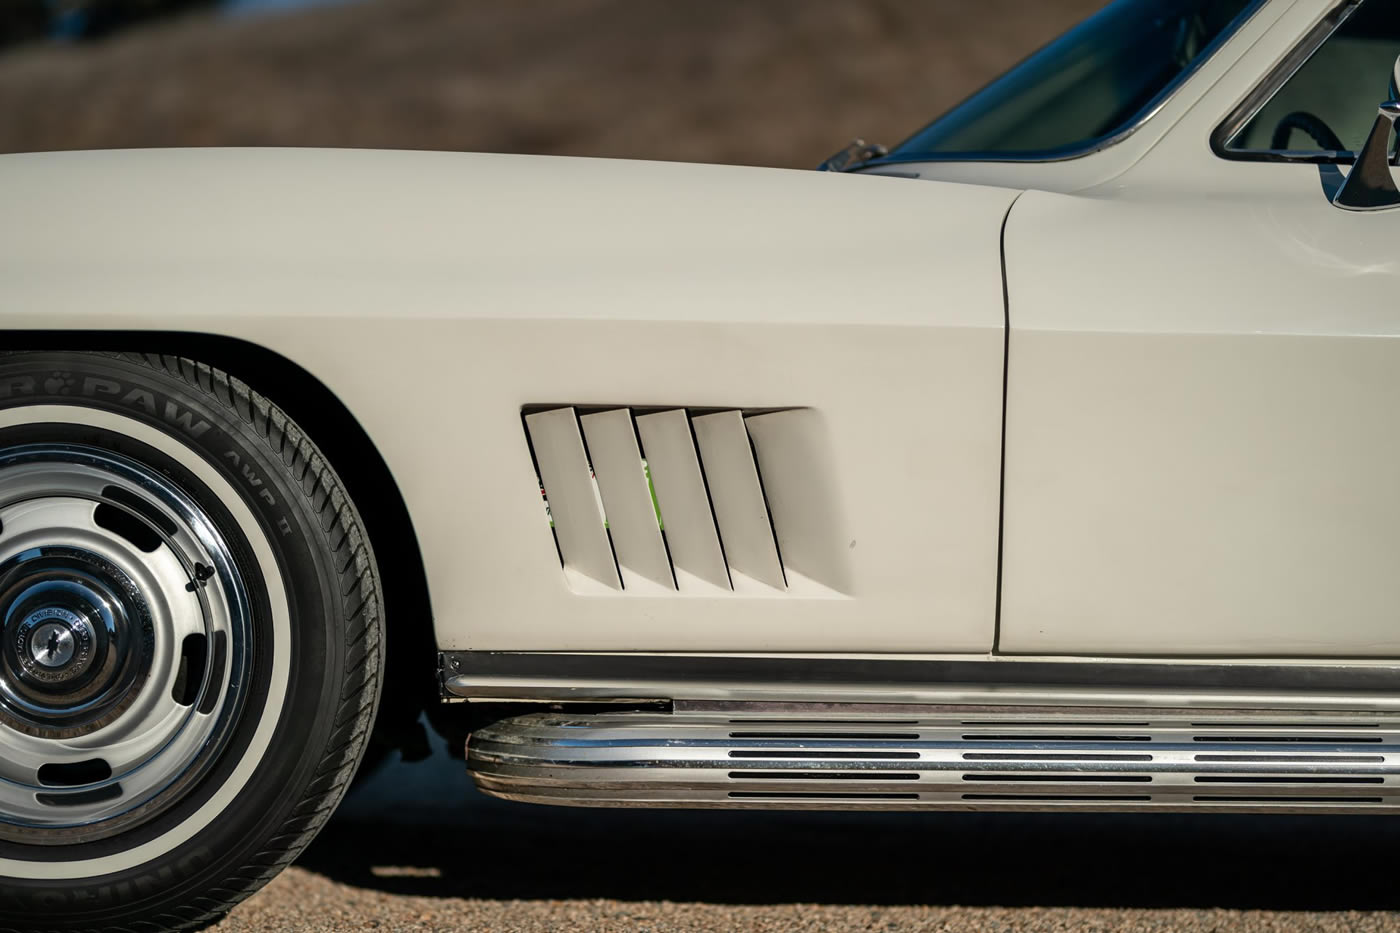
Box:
216, 877, 1400, 933
210, 735, 1400, 932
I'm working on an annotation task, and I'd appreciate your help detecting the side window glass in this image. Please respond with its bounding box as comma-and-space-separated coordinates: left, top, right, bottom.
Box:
1223, 1, 1400, 156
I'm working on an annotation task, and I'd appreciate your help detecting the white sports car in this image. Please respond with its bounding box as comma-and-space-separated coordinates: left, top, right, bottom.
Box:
1, 0, 1398, 928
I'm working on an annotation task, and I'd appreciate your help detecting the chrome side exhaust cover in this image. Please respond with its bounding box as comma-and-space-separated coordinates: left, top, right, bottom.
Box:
468, 708, 1400, 812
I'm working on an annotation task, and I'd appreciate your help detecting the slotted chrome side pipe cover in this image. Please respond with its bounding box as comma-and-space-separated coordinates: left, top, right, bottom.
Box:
470, 708, 1400, 813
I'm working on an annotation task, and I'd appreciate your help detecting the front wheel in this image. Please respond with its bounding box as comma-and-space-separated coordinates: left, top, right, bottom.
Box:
0, 351, 382, 932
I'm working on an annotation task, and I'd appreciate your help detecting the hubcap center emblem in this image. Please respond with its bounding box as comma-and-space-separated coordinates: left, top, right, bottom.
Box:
15, 607, 95, 684
30, 621, 75, 668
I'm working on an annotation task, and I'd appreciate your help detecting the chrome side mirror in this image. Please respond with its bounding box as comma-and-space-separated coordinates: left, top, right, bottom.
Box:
1333, 56, 1400, 211
1391, 54, 1400, 167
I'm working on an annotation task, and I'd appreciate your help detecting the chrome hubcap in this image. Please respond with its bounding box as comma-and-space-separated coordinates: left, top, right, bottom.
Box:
0, 444, 252, 844
0, 546, 154, 737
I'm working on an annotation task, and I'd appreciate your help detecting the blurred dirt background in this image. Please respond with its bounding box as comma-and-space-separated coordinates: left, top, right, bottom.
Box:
0, 0, 1104, 167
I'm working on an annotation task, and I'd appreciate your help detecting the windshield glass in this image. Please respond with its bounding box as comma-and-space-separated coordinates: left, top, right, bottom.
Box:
886, 0, 1259, 161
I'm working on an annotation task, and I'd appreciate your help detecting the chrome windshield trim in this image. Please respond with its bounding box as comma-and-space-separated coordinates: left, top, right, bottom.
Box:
1212, 0, 1365, 162
863, 0, 1272, 169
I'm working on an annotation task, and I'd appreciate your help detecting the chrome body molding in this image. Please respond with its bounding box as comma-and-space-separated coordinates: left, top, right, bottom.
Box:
469, 708, 1400, 813
442, 652, 1400, 711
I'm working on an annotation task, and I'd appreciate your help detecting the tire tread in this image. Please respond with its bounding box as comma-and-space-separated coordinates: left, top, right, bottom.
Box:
19, 352, 388, 933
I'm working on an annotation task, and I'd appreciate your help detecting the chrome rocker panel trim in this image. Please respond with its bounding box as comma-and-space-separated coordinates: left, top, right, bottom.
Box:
468, 708, 1400, 813
443, 652, 1400, 711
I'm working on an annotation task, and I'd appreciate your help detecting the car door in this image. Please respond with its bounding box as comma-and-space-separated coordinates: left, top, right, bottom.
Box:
999, 0, 1400, 657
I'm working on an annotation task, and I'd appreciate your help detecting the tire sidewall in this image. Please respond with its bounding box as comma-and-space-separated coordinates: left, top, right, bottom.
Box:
0, 354, 358, 925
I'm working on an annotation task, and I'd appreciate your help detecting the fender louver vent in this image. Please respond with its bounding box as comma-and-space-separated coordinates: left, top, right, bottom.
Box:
524, 406, 843, 596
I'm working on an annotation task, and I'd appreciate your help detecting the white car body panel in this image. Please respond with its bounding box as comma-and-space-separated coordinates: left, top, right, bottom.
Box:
999, 0, 1400, 655
0, 0, 1388, 663
0, 149, 1017, 652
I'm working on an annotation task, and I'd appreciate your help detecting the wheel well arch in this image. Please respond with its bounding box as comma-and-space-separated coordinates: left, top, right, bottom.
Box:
1, 330, 438, 756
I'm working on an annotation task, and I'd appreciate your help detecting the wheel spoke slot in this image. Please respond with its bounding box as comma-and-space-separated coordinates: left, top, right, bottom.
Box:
172, 633, 208, 708
37, 758, 112, 787
94, 485, 176, 552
